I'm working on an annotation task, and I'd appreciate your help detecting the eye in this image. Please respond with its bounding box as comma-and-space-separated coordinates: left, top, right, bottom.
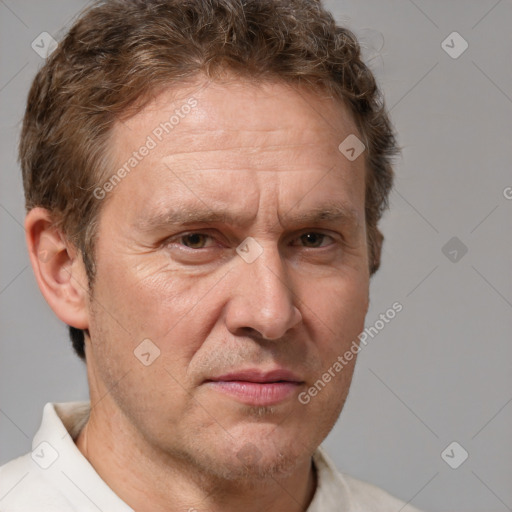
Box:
177, 232, 216, 249
164, 230, 337, 252
293, 232, 335, 248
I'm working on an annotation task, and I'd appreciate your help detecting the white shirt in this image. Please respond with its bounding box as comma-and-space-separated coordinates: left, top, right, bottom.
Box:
0, 402, 422, 511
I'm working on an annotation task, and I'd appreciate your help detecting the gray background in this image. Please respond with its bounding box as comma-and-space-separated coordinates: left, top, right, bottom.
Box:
1, 1, 511, 511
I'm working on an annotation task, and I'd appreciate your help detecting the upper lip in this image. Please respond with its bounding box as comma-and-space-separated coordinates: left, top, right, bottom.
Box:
207, 369, 303, 383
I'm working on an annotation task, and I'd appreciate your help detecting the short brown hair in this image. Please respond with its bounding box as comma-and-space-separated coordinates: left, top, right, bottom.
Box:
19, 0, 399, 360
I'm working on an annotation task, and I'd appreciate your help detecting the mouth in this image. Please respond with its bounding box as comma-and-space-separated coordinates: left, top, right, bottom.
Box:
204, 369, 304, 406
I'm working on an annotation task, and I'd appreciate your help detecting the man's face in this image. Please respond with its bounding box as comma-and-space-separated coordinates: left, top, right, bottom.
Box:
85, 77, 370, 479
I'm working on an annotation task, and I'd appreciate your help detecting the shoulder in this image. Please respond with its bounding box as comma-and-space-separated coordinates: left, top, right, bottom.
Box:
340, 472, 423, 512
311, 446, 424, 512
0, 453, 74, 511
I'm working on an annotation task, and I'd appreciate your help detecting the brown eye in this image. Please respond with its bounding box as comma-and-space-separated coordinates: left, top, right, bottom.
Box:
180, 233, 211, 249
298, 232, 332, 248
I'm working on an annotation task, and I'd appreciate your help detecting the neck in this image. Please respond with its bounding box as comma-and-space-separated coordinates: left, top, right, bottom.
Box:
75, 400, 318, 512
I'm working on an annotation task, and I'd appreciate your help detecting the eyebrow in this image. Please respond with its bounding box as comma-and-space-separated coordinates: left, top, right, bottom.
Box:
136, 201, 360, 233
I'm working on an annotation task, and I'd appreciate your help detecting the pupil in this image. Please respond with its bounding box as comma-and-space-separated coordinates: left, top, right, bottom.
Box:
186, 234, 204, 248
303, 233, 322, 247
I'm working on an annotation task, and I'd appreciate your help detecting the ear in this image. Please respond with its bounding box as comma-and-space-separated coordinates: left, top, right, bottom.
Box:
370, 228, 384, 276
24, 207, 89, 330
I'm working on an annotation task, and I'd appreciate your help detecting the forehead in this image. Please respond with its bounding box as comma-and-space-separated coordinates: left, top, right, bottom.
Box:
103, 77, 366, 229
112, 76, 360, 154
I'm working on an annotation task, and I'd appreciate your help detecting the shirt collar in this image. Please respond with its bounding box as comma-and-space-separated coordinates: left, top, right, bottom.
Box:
308, 445, 354, 511
32, 401, 134, 511
34, 401, 352, 511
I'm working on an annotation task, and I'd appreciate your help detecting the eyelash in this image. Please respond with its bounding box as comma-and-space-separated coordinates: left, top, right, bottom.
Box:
165, 231, 337, 251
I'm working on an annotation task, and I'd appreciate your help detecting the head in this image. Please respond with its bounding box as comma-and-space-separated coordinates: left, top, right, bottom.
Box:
22, 0, 397, 483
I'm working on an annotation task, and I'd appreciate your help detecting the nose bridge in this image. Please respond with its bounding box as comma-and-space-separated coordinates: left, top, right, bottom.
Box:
252, 240, 290, 312
227, 237, 302, 340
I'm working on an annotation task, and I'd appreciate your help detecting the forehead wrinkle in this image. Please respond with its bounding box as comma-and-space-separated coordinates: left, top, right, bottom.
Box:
160, 142, 317, 158
134, 198, 360, 235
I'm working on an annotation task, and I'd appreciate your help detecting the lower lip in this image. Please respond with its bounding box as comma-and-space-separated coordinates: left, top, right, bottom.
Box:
205, 380, 302, 406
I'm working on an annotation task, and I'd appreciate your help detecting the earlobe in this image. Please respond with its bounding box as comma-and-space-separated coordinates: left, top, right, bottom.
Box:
24, 207, 89, 330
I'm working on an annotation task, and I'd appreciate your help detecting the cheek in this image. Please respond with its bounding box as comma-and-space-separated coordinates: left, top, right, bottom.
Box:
299, 280, 365, 414
305, 271, 368, 342
86, 268, 201, 420
90, 254, 228, 375
94, 256, 189, 332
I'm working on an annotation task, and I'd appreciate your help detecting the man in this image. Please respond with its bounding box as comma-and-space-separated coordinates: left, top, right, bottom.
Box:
0, 0, 422, 510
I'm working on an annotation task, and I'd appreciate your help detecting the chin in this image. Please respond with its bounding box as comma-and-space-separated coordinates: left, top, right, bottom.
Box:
170, 404, 323, 483
178, 429, 308, 485
228, 433, 313, 482
214, 450, 303, 484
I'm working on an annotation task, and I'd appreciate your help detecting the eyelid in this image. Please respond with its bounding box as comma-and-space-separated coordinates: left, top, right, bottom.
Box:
165, 229, 340, 250
166, 231, 220, 249
293, 231, 339, 248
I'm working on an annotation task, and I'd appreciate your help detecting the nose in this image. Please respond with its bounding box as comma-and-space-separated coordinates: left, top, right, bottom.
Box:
224, 241, 303, 341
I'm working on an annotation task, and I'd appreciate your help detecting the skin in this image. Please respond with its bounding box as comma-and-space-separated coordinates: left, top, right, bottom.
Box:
25, 75, 375, 512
